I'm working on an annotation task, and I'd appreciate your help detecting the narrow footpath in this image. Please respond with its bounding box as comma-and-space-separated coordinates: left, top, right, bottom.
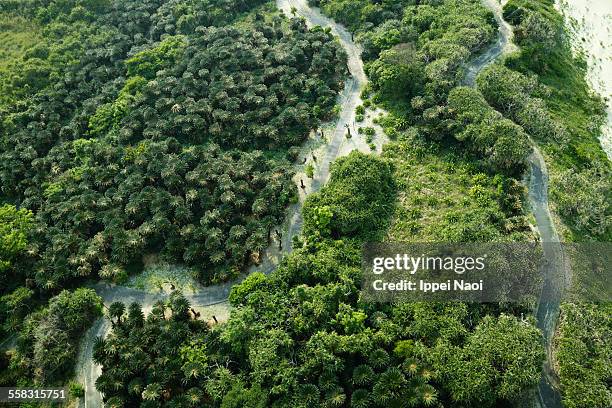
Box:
76, 1, 567, 407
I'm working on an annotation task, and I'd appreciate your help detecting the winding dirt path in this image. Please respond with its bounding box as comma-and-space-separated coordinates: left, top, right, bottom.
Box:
75, 1, 383, 406
466, 1, 565, 406
463, 0, 518, 86
76, 1, 566, 407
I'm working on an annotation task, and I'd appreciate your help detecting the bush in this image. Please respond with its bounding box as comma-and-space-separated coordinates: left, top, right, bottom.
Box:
15, 288, 103, 384
69, 381, 85, 398
556, 303, 612, 408
552, 166, 611, 239
305, 163, 315, 178
303, 151, 395, 239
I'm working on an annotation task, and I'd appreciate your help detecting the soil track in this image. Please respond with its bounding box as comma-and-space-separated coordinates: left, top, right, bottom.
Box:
76, 1, 565, 406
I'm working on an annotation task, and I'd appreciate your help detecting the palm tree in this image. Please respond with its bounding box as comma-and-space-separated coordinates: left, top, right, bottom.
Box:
142, 383, 162, 401
168, 292, 190, 321
352, 364, 374, 386
105, 396, 125, 408
185, 387, 203, 407
108, 302, 126, 326
403, 358, 419, 376
128, 377, 144, 396
372, 367, 407, 406
92, 337, 108, 365
350, 389, 371, 408
324, 386, 345, 408
416, 384, 438, 407
296, 384, 319, 407
368, 349, 390, 370
127, 302, 145, 328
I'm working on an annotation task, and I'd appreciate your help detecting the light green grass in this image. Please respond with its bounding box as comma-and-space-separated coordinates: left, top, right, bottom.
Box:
127, 262, 201, 294
0, 15, 42, 105
384, 133, 533, 243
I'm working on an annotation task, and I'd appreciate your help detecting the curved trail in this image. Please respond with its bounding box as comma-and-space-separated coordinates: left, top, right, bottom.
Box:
463, 0, 518, 86
76, 1, 565, 407
466, 1, 565, 407
75, 1, 380, 406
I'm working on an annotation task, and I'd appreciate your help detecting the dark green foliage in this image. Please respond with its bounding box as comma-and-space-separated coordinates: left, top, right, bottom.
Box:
0, 287, 34, 335
12, 288, 103, 385
433, 313, 544, 405
0, 0, 347, 288
116, 22, 346, 149
25, 138, 296, 286
317, 0, 530, 182
366, 43, 425, 101
0, 0, 348, 391
98, 149, 543, 406
309, 0, 408, 33
552, 166, 611, 239
312, 0, 497, 114
94, 293, 212, 406
477, 64, 567, 143
556, 303, 612, 408
445, 86, 530, 174
303, 151, 395, 240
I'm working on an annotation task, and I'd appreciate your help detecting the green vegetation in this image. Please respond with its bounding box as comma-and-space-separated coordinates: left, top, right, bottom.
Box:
69, 380, 85, 398
492, 0, 611, 241
94, 292, 211, 407
305, 163, 315, 179
97, 152, 544, 406
490, 1, 612, 405
312, 0, 496, 115
445, 86, 531, 174
0, 204, 32, 284
553, 167, 611, 239
384, 134, 531, 243
31, 139, 297, 285
0, 16, 43, 106
556, 303, 612, 408
0, 0, 347, 389
1, 0, 608, 404
303, 152, 395, 240
312, 0, 535, 180
8, 288, 102, 386
0, 0, 347, 290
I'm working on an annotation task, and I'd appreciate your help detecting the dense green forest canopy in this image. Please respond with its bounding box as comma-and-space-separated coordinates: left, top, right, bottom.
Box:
5, 288, 103, 386
0, 0, 609, 406
96, 152, 544, 407
0, 0, 348, 390
0, 0, 347, 294
310, 0, 610, 241
309, 1, 611, 407
311, 0, 534, 176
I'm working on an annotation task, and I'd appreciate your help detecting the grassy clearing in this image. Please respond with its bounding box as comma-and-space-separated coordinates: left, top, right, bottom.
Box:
0, 15, 42, 105
384, 134, 533, 243
0, 16, 40, 70
127, 262, 201, 294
